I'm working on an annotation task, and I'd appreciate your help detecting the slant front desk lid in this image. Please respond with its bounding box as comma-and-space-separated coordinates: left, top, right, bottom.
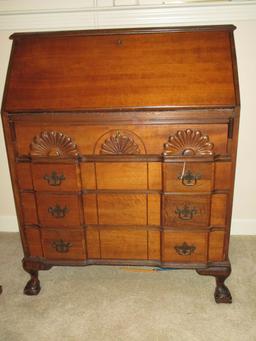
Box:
4, 26, 238, 112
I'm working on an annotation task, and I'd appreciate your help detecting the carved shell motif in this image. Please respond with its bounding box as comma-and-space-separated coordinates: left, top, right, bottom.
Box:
30, 131, 79, 157
100, 131, 140, 155
163, 129, 214, 156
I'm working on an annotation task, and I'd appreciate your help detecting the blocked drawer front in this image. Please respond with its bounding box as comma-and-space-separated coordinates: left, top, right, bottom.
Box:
163, 162, 214, 192
86, 226, 161, 261
36, 193, 82, 227
162, 231, 208, 263
80, 162, 162, 190
32, 163, 80, 191
163, 194, 210, 228
83, 193, 160, 226
14, 123, 228, 156
100, 229, 148, 260
41, 229, 86, 260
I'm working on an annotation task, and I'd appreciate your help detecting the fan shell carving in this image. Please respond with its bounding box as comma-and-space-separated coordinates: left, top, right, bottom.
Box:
100, 131, 141, 155
30, 131, 79, 158
163, 129, 214, 156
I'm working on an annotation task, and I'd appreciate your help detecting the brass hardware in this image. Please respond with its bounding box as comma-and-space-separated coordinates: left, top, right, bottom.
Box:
52, 240, 72, 253
178, 170, 201, 186
44, 171, 65, 186
175, 242, 196, 256
48, 204, 68, 218
175, 204, 197, 220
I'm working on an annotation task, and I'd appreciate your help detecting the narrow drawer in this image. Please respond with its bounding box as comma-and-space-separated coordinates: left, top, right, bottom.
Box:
41, 229, 86, 260
36, 193, 82, 227
163, 194, 210, 228
32, 163, 80, 191
163, 162, 214, 192
162, 231, 208, 263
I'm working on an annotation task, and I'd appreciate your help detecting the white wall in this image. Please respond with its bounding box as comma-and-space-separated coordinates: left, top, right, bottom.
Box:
0, 0, 256, 234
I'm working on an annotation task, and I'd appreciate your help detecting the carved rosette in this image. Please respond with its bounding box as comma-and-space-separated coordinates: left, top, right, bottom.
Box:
163, 129, 214, 156
100, 131, 141, 155
30, 131, 79, 158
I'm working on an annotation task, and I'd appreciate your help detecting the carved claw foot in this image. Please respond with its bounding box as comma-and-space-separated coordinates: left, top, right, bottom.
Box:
22, 258, 52, 296
24, 276, 41, 296
196, 265, 232, 304
214, 283, 232, 303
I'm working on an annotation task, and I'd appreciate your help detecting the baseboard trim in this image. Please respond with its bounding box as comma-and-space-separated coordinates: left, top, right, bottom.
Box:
0, 215, 255, 235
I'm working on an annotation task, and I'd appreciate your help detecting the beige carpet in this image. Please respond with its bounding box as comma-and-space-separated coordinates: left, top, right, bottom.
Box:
0, 233, 255, 341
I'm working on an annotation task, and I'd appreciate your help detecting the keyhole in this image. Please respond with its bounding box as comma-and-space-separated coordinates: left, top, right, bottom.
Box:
117, 39, 123, 46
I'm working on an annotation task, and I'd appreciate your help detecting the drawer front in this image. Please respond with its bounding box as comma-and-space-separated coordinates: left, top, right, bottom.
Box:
86, 226, 161, 261
37, 193, 82, 227
163, 162, 214, 192
83, 193, 160, 226
41, 229, 86, 260
100, 229, 148, 260
162, 231, 208, 263
32, 163, 80, 191
15, 123, 228, 156
81, 162, 162, 190
163, 195, 210, 228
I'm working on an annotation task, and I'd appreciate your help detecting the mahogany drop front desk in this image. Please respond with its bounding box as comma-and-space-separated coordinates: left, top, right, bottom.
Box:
2, 26, 240, 303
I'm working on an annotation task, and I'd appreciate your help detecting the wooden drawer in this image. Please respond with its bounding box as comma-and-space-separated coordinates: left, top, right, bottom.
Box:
86, 226, 161, 261
163, 162, 214, 192
100, 229, 148, 260
163, 194, 210, 228
41, 229, 86, 260
36, 193, 82, 227
15, 123, 228, 156
83, 193, 160, 226
162, 231, 208, 263
32, 163, 80, 191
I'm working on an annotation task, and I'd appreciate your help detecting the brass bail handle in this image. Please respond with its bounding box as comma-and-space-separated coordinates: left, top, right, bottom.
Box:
44, 171, 65, 186
178, 162, 201, 186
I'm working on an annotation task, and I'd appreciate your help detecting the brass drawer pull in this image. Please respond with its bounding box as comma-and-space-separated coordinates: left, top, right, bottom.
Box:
52, 240, 72, 253
175, 242, 196, 256
48, 204, 68, 218
178, 170, 201, 186
44, 171, 65, 186
175, 205, 197, 220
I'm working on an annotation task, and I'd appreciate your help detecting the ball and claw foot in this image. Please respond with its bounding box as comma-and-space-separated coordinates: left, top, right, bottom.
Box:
196, 265, 232, 304
24, 278, 41, 296
214, 283, 232, 304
